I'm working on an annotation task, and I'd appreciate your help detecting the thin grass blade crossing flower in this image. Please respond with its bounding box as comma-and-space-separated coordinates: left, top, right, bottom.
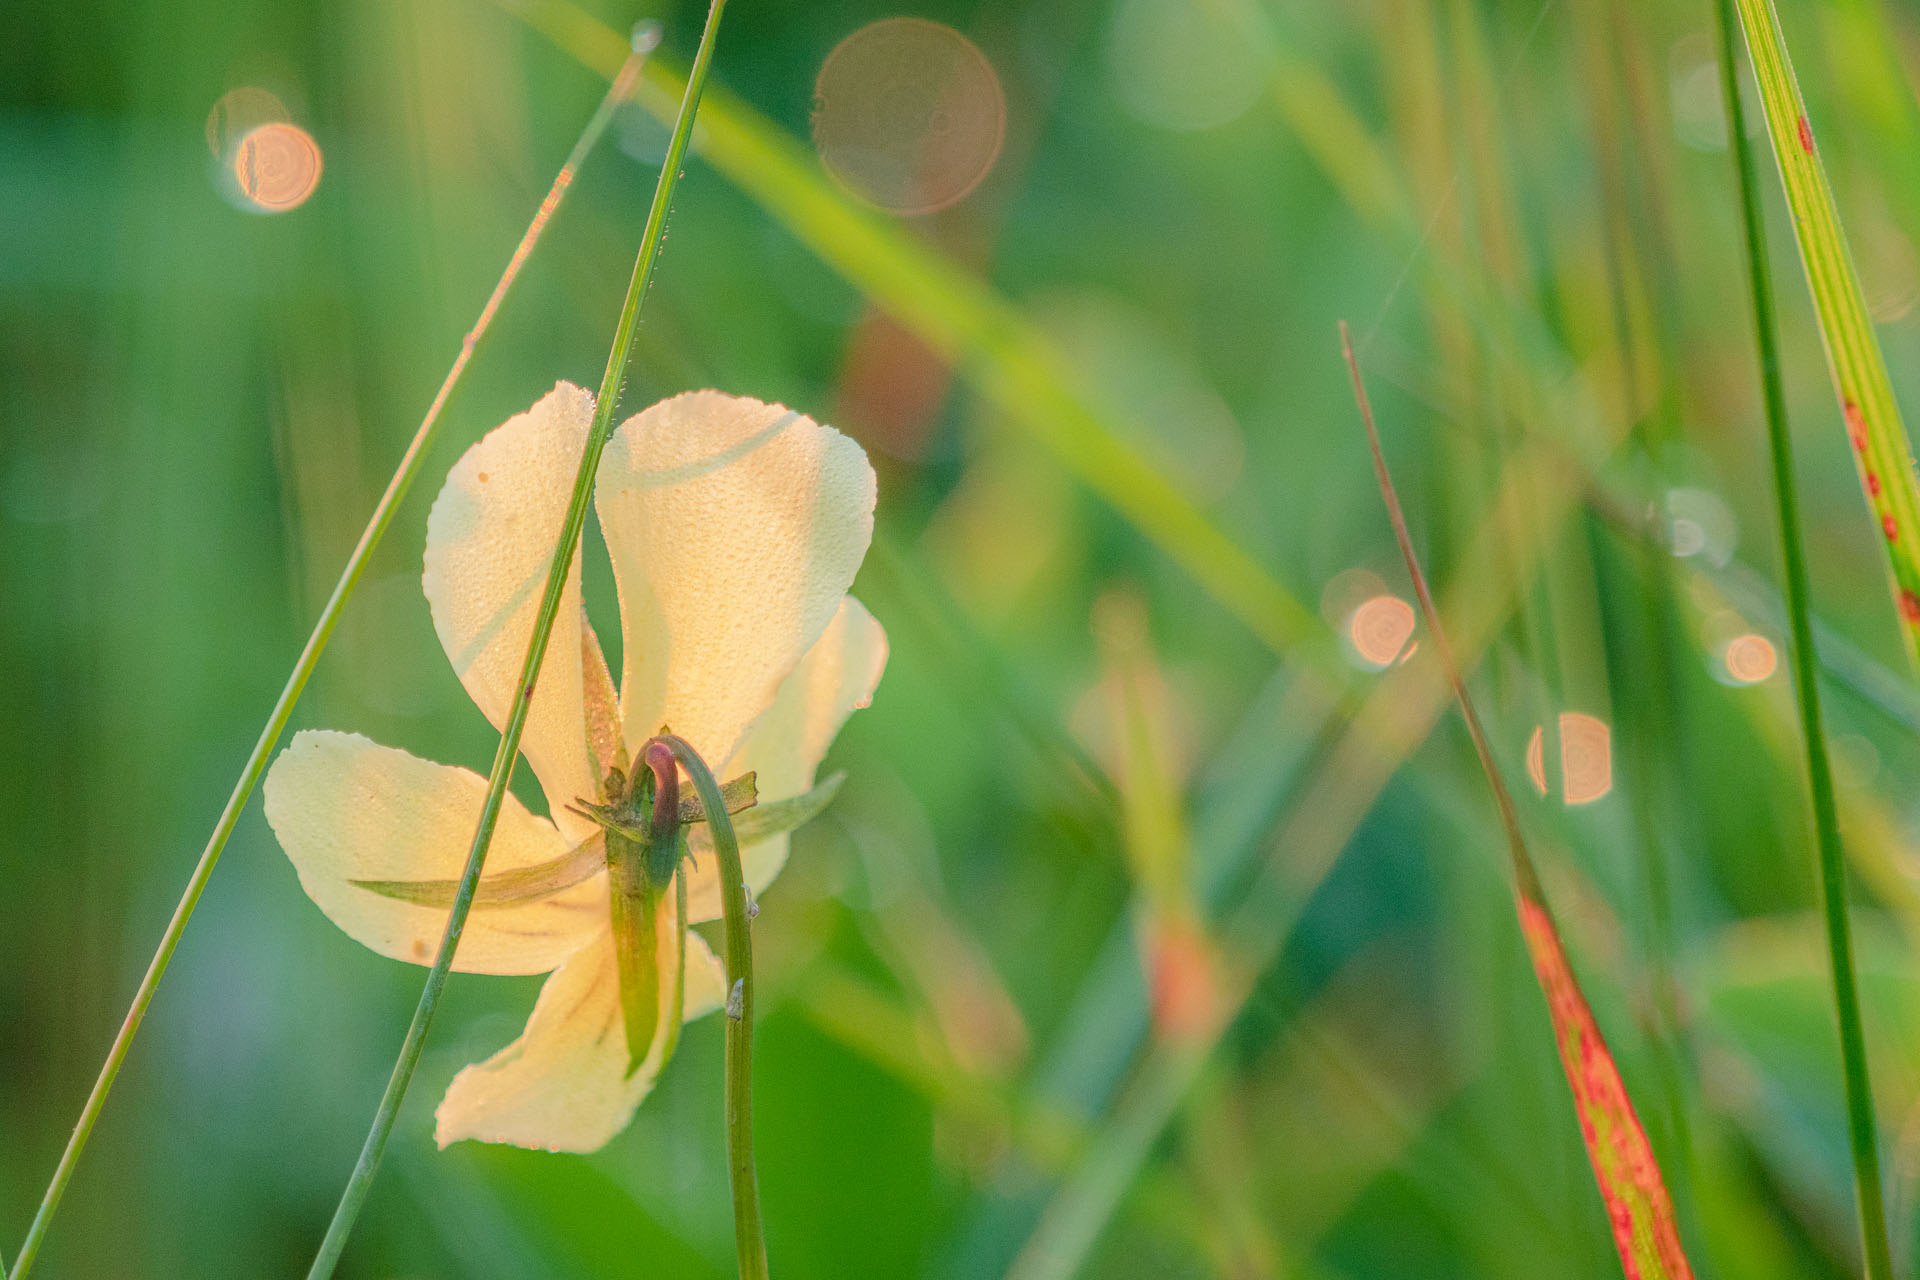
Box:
2, 49, 654, 1280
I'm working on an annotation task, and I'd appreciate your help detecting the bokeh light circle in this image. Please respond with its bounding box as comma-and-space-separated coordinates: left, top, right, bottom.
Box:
1722, 633, 1777, 685
812, 18, 1006, 215
1525, 713, 1614, 806
232, 122, 323, 212
1347, 595, 1415, 669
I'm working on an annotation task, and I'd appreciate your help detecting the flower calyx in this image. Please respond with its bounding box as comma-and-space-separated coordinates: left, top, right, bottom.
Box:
571, 735, 759, 1076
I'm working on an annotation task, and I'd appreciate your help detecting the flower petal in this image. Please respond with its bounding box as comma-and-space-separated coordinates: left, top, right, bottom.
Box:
424, 382, 601, 842
263, 730, 606, 975
595, 391, 877, 767
685, 597, 887, 922
433, 920, 727, 1151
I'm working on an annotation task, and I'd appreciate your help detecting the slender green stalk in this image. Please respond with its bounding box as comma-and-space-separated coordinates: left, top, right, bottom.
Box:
1715, 5, 1892, 1275
659, 735, 767, 1280
1727, 0, 1920, 666
302, 9, 729, 1276
3, 47, 650, 1280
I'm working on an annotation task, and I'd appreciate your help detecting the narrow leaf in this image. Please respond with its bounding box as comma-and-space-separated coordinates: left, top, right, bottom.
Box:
1714, 4, 1895, 1269
1342, 325, 1695, 1280
730, 773, 842, 843
350, 840, 603, 909
1730, 0, 1920, 664
684, 774, 845, 860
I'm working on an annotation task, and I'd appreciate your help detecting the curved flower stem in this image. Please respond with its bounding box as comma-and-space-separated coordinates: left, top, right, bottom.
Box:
1714, 4, 1893, 1274
303, 7, 731, 1277
657, 735, 767, 1280
3, 44, 653, 1280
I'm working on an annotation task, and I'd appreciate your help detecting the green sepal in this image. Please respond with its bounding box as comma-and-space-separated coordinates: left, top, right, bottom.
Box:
351, 840, 602, 909
606, 828, 661, 1076
677, 771, 758, 823
569, 772, 756, 847
712, 772, 845, 847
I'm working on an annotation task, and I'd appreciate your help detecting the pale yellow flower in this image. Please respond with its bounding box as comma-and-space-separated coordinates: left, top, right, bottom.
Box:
263, 384, 885, 1152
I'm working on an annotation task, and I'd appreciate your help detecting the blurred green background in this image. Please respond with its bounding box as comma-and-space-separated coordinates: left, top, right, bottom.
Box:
10, 0, 1920, 1275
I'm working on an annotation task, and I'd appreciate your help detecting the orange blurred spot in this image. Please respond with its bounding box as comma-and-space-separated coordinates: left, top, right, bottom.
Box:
1723, 633, 1777, 684
1559, 712, 1612, 805
1348, 594, 1415, 668
233, 123, 322, 212
1525, 713, 1612, 805
1146, 915, 1220, 1044
813, 18, 1006, 214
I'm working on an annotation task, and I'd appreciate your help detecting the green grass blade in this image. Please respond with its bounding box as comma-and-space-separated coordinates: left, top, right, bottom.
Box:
2, 49, 650, 1280
1729, 0, 1920, 662
1715, 3, 1893, 1272
502, 0, 1314, 657
300, 9, 729, 1273
1342, 324, 1696, 1280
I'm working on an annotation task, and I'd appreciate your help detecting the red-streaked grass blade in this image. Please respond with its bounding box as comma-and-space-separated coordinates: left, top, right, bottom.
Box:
1341, 323, 1695, 1280
1715, 1, 1894, 1270
1729, 0, 1920, 664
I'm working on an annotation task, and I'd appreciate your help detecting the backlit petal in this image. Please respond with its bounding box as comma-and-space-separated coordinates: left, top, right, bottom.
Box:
263, 730, 606, 975
424, 382, 600, 841
433, 920, 727, 1151
596, 391, 876, 767
685, 597, 887, 922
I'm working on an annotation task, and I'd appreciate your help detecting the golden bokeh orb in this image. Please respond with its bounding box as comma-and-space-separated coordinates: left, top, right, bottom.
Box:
232, 122, 323, 213
1347, 595, 1416, 669
1723, 633, 1778, 685
1525, 712, 1613, 806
